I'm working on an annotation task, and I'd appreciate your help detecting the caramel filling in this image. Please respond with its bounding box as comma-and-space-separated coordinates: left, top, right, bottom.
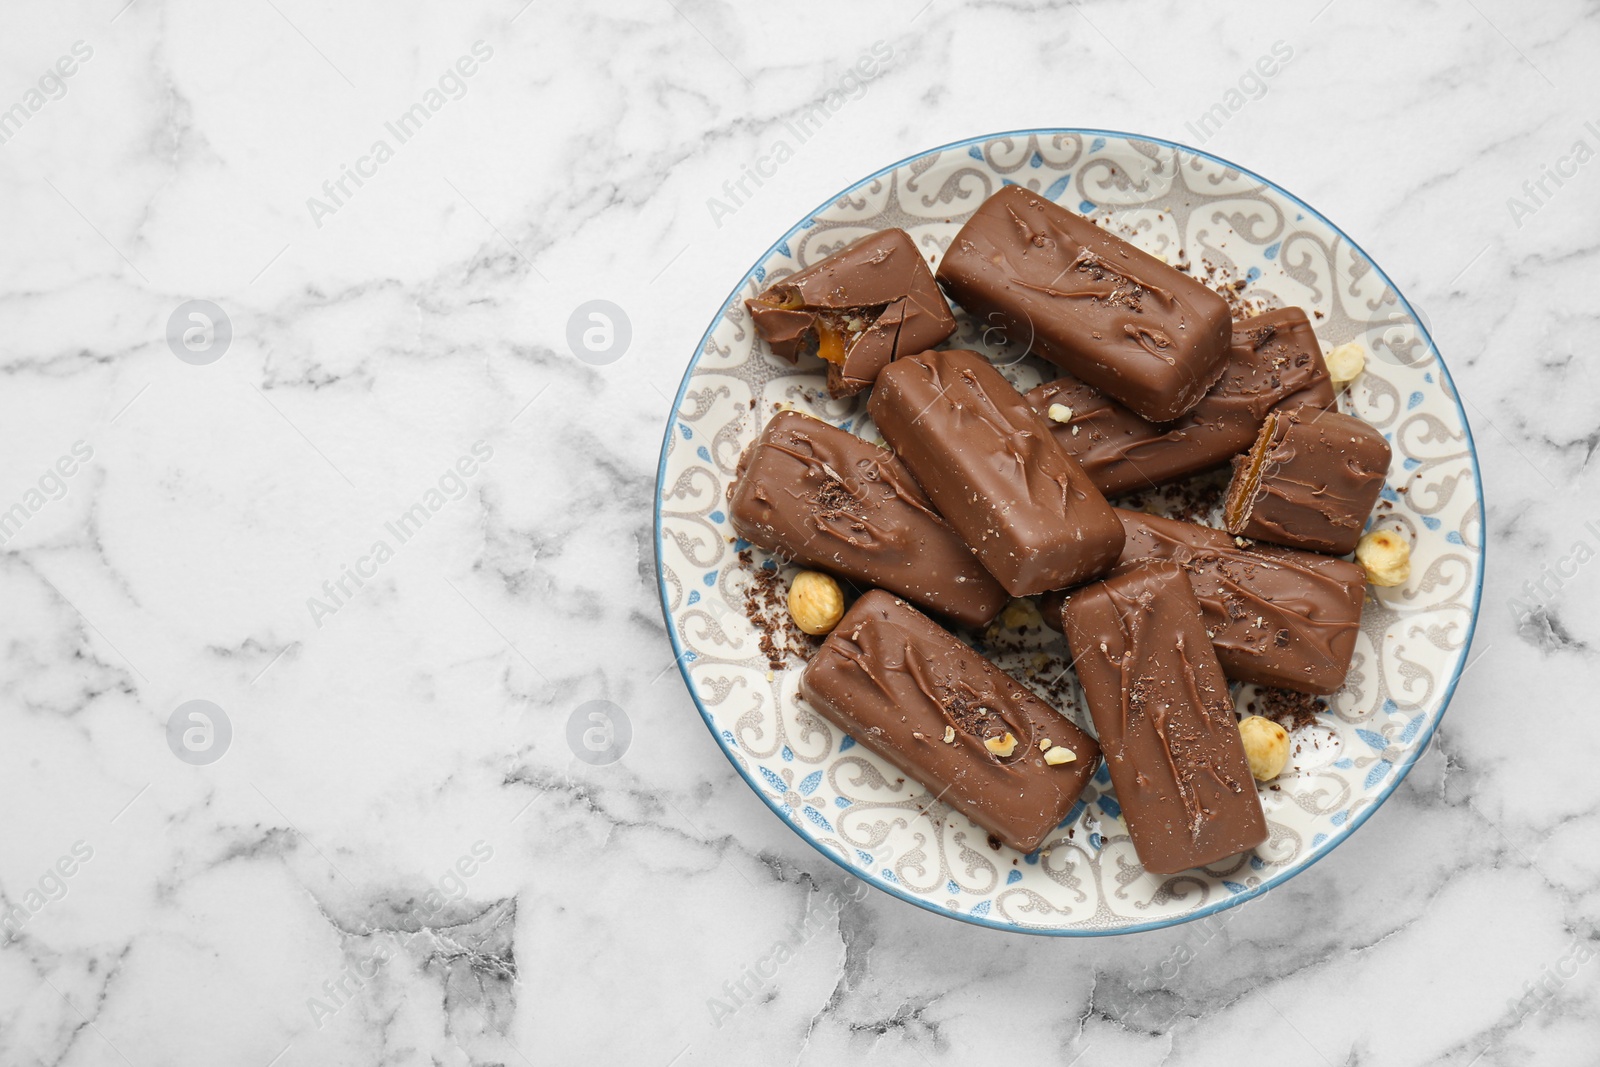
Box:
812, 308, 884, 365
752, 287, 889, 366
816, 316, 847, 364
1225, 411, 1278, 531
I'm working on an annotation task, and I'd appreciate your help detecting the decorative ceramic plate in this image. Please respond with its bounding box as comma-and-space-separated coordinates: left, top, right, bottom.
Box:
654, 130, 1484, 935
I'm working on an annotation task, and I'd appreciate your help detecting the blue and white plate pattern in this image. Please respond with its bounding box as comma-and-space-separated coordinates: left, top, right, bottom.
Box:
655, 130, 1484, 935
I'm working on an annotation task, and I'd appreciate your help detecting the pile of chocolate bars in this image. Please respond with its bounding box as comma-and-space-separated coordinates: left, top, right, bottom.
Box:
728, 186, 1393, 876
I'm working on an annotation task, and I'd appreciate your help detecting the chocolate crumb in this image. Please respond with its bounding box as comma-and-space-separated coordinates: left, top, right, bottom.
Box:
1256, 687, 1329, 732
738, 549, 821, 671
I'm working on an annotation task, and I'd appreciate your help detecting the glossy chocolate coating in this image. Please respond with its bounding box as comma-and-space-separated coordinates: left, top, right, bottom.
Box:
800, 590, 1100, 854
1224, 409, 1392, 555
728, 410, 1008, 628
869, 348, 1125, 597
1026, 307, 1336, 497
1061, 562, 1268, 875
745, 228, 958, 398
1042, 510, 1365, 694
935, 185, 1232, 423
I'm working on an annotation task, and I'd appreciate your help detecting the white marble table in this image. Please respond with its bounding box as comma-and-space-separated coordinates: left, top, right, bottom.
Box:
1, 1, 1595, 1064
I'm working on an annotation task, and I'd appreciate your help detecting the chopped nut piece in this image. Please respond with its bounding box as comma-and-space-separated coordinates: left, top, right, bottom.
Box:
1038, 738, 1053, 752
1000, 599, 1042, 630
1046, 403, 1074, 424
983, 732, 1018, 758
943, 726, 956, 744
1356, 529, 1411, 587
787, 570, 846, 634
1044, 746, 1077, 765
1325, 342, 1367, 388
1239, 715, 1290, 781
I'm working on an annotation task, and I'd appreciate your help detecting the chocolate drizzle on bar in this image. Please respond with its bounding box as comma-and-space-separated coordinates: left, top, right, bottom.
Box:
936, 186, 1233, 423
1062, 562, 1267, 874
729, 411, 1008, 628
801, 591, 1101, 853
1026, 306, 1336, 497
1041, 509, 1365, 694
869, 348, 1125, 596
939, 692, 1012, 747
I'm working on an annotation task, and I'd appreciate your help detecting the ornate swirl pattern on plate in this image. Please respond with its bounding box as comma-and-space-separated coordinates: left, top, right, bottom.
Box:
655, 131, 1484, 935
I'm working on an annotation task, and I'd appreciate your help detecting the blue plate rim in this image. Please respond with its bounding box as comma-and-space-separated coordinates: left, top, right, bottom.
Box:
652, 127, 1487, 937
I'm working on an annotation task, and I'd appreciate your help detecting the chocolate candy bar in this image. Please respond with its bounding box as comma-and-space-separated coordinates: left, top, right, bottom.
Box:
1224, 409, 1391, 555
800, 590, 1101, 854
868, 348, 1125, 597
1026, 307, 1336, 497
1061, 562, 1267, 874
1042, 509, 1365, 694
936, 185, 1232, 423
745, 228, 957, 398
728, 410, 1008, 628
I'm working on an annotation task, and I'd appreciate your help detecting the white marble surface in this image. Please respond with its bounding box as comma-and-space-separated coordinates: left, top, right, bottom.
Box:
0, 1, 1595, 1064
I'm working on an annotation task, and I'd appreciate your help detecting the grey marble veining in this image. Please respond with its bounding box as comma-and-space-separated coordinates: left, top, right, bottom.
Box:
0, 1, 1596, 1064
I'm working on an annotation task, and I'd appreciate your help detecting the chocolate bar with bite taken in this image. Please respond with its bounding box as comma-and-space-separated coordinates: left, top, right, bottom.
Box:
745, 228, 957, 398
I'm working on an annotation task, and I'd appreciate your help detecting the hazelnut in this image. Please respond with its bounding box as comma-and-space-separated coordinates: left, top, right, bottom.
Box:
1356, 529, 1411, 587
1044, 746, 1077, 766
1038, 738, 1053, 752
943, 726, 956, 744
1325, 342, 1366, 389
983, 732, 1018, 758
1239, 715, 1290, 781
1046, 403, 1074, 424
787, 571, 845, 634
